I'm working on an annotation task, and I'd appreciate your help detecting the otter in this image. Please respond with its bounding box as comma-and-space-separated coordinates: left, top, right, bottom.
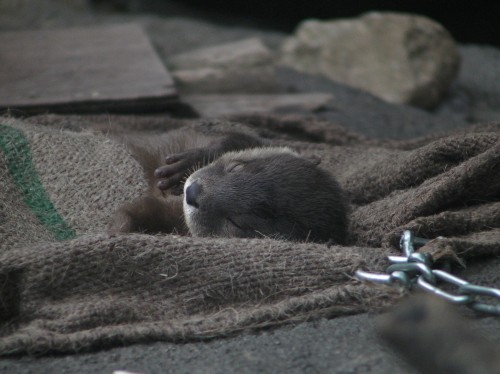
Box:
110, 122, 347, 243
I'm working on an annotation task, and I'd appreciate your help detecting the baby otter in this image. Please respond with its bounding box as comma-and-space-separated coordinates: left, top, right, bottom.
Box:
184, 147, 347, 243
110, 122, 347, 243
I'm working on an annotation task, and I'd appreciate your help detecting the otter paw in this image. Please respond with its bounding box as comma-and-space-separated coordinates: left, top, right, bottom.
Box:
155, 148, 208, 192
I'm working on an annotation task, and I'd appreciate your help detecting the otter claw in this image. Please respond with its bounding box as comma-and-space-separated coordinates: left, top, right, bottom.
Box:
154, 168, 163, 178
165, 155, 180, 164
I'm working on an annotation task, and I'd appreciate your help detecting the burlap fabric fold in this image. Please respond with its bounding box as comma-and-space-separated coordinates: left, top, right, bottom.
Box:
0, 115, 499, 355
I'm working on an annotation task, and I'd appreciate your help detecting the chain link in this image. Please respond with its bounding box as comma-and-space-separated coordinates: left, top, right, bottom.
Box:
355, 230, 500, 315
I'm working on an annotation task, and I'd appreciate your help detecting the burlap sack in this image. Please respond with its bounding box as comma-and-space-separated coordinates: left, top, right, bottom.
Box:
0, 114, 499, 355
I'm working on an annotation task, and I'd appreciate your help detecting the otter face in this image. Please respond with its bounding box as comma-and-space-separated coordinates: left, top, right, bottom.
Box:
183, 147, 347, 243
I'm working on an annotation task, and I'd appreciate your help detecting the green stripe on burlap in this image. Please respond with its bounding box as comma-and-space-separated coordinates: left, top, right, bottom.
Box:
0, 123, 76, 240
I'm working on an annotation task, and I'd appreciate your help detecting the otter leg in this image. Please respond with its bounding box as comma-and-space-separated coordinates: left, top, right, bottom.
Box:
155, 132, 263, 193
108, 195, 186, 235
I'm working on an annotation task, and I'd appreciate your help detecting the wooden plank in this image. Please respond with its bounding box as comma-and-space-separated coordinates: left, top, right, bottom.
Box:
183, 93, 333, 117
0, 24, 177, 114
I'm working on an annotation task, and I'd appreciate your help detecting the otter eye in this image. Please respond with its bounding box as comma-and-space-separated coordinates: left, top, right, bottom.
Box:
227, 163, 244, 173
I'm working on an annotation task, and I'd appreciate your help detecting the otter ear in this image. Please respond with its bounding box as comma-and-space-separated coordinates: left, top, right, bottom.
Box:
304, 154, 321, 166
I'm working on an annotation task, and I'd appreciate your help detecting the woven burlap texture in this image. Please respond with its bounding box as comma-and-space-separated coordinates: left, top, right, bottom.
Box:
0, 114, 499, 355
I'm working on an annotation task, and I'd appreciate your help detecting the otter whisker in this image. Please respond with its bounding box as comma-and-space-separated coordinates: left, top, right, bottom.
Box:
305, 230, 312, 243
254, 230, 270, 239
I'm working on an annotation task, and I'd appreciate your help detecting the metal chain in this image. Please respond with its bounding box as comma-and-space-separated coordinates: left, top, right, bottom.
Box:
355, 230, 500, 315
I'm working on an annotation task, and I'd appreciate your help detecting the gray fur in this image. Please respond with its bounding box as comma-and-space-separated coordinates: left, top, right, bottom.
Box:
184, 147, 347, 243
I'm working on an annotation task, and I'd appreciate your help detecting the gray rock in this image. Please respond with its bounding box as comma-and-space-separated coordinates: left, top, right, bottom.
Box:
183, 93, 333, 117
378, 295, 500, 374
170, 66, 279, 94
434, 44, 500, 123
280, 12, 461, 109
168, 37, 274, 70
276, 67, 468, 139
457, 45, 500, 122
168, 38, 281, 94
432, 81, 473, 123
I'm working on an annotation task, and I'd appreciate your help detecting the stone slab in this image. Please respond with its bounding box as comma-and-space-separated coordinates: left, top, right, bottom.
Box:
0, 23, 177, 114
183, 93, 333, 117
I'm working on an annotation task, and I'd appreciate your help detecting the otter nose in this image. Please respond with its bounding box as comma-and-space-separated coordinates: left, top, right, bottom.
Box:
185, 180, 202, 208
